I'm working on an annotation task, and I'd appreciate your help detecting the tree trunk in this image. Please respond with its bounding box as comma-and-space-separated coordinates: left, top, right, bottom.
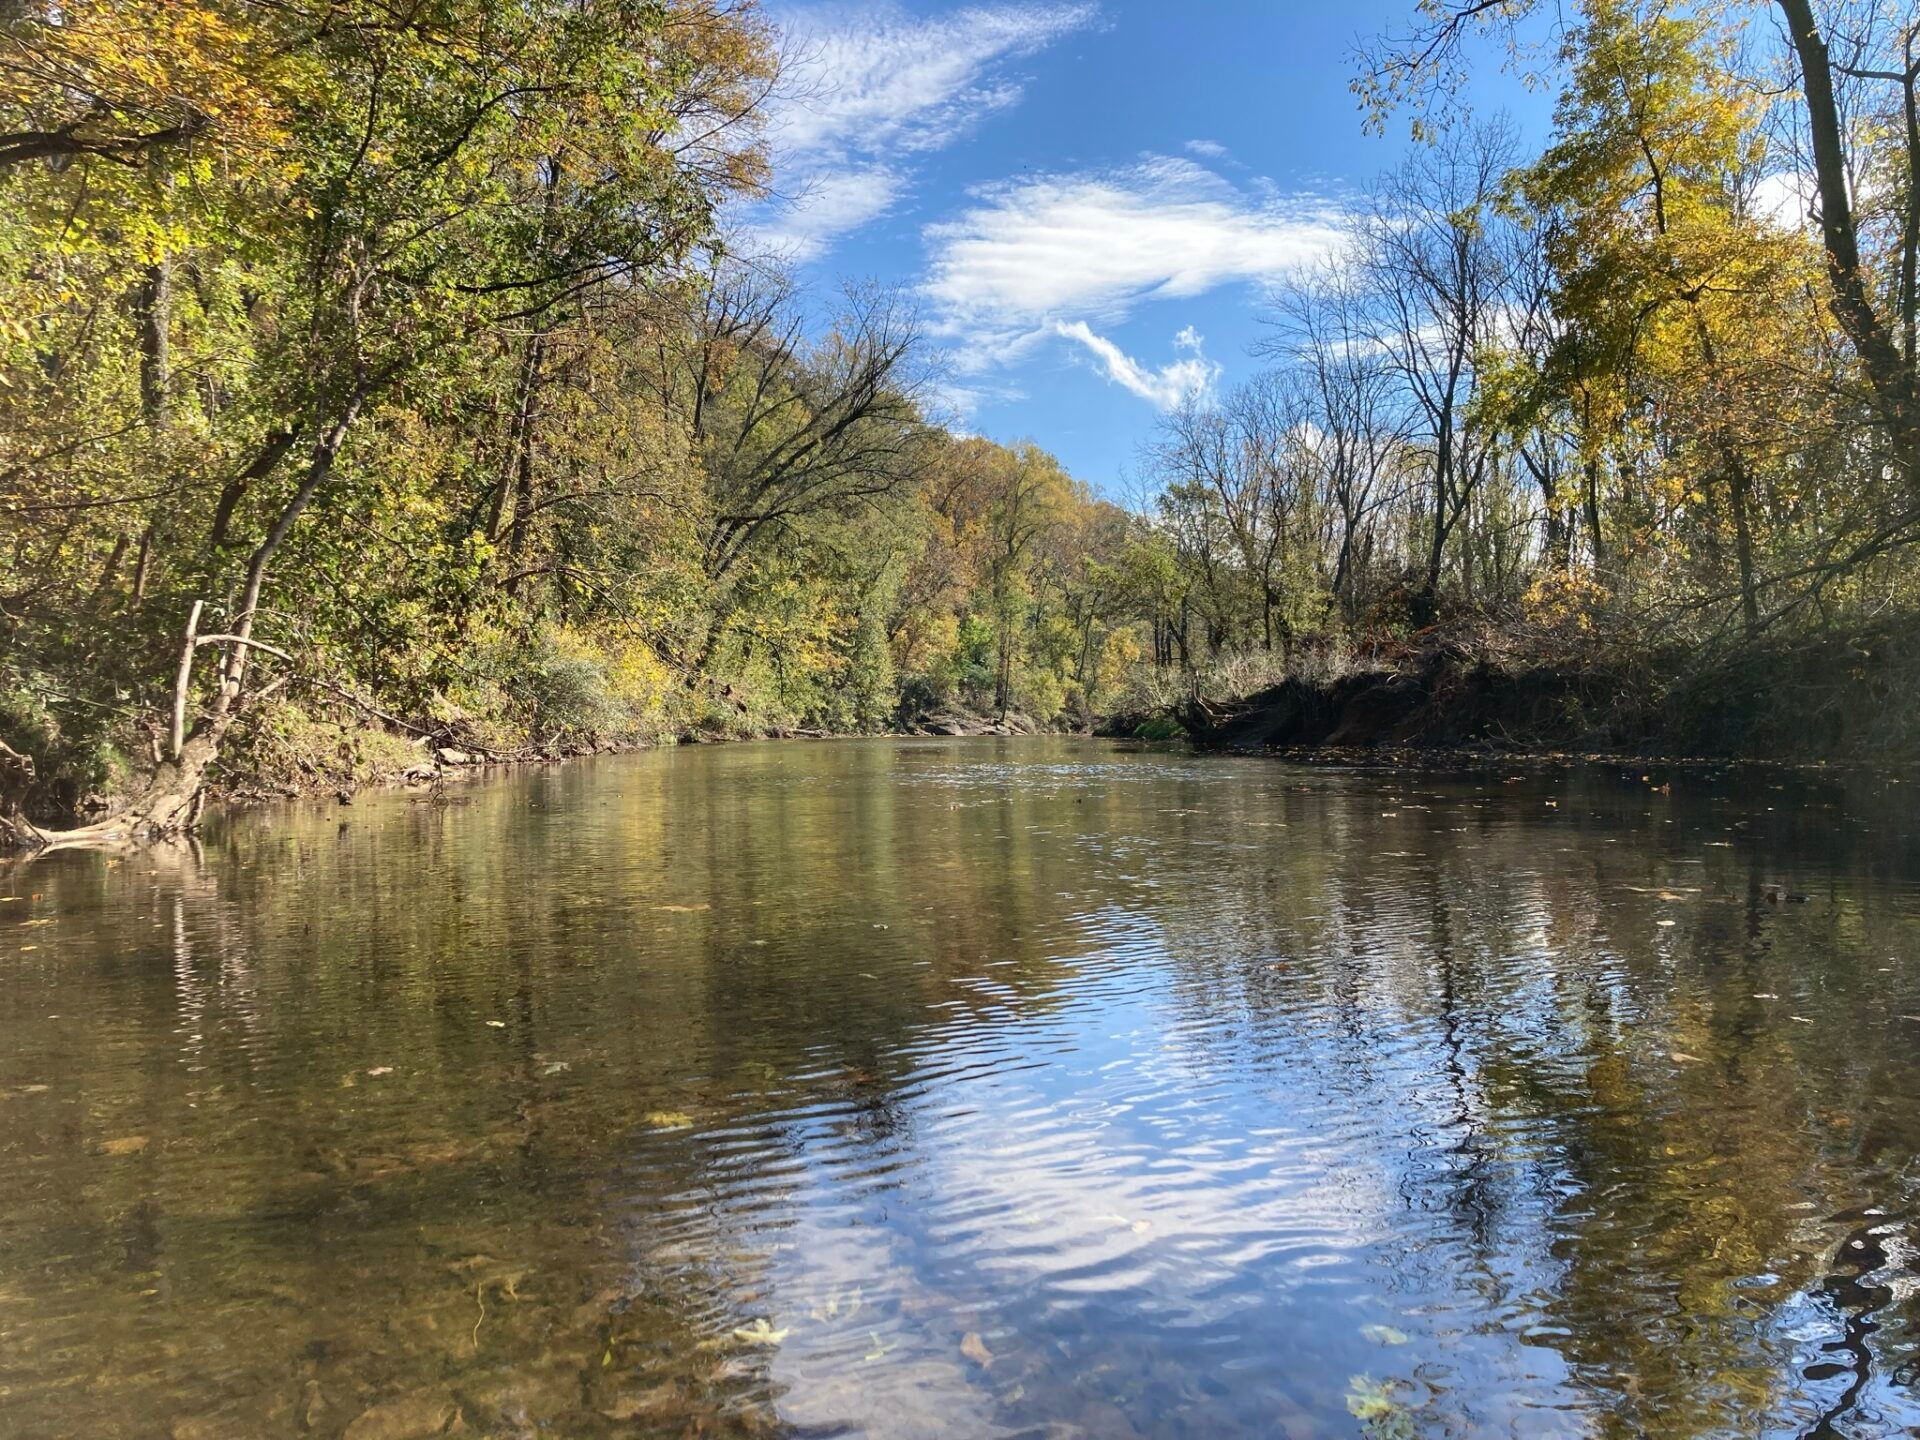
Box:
137, 260, 171, 427
5, 389, 373, 856
130, 526, 154, 600
1729, 453, 1760, 635
3, 603, 235, 854
209, 429, 301, 550
93, 532, 130, 602
1775, 0, 1917, 482
3, 714, 234, 854
1902, 39, 1918, 371
1586, 458, 1607, 571
221, 394, 366, 701
490, 330, 547, 557
994, 620, 1013, 717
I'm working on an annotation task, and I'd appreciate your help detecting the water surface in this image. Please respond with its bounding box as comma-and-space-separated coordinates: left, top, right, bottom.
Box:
3, 739, 1919, 1438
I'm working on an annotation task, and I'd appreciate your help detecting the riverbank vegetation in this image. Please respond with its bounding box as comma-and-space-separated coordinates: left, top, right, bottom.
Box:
1168, 0, 1920, 756
0, 0, 1145, 836
3, 0, 1918, 837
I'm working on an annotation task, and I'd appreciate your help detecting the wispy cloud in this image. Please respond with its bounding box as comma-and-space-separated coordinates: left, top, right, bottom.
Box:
922, 156, 1347, 403
926, 158, 1345, 333
1054, 321, 1219, 410
1183, 138, 1229, 160
752, 2, 1095, 259
749, 167, 903, 259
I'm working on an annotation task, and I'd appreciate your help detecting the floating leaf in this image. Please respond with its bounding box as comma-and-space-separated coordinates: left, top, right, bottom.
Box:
732, 1318, 788, 1346
1345, 1374, 1420, 1439
1347, 1376, 1396, 1420
1359, 1323, 1410, 1345
100, 1136, 149, 1156
654, 904, 711, 913
366, 1066, 393, 1077
1345, 1375, 1418, 1438
645, 1110, 694, 1130
961, 1332, 993, 1367
863, 1330, 897, 1362
809, 1286, 863, 1322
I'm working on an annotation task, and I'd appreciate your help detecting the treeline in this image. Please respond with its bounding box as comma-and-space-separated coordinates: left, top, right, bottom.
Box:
0, 0, 1149, 832
1152, 0, 1920, 752
4, 1, 1919, 833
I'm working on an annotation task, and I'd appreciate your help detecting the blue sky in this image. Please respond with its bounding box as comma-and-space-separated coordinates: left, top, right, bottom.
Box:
744, 0, 1548, 495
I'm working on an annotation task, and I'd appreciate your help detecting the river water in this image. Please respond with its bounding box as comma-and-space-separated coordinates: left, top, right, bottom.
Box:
2, 738, 1918, 1439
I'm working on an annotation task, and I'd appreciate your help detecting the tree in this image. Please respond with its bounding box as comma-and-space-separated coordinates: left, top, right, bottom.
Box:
1361, 0, 1918, 495
652, 264, 929, 674
1365, 118, 1525, 624
0, 0, 777, 842
1263, 260, 1415, 619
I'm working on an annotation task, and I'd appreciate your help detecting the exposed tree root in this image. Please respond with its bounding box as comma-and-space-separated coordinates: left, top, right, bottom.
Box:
2, 716, 232, 856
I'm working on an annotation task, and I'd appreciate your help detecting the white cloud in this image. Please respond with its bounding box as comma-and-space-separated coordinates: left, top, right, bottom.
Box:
925, 158, 1346, 334
1184, 138, 1229, 160
750, 2, 1094, 258
1752, 169, 1816, 232
1054, 321, 1219, 409
770, 2, 1093, 157
921, 157, 1347, 402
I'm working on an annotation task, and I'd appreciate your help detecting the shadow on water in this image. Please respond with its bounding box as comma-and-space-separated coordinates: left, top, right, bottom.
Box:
1, 738, 1918, 1438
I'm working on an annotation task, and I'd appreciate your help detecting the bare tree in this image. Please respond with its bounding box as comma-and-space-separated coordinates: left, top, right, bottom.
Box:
1264, 259, 1414, 619
1363, 118, 1525, 623
649, 262, 930, 668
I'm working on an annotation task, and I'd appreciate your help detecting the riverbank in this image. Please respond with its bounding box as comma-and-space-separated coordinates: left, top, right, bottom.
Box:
10, 610, 1912, 846
1, 699, 1071, 844
1174, 618, 1920, 764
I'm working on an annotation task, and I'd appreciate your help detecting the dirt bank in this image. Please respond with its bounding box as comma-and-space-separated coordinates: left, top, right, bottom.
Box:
1181, 659, 1630, 756
1178, 617, 1920, 763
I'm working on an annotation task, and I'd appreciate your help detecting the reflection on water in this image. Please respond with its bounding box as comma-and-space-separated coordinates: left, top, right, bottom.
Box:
1, 739, 1918, 1438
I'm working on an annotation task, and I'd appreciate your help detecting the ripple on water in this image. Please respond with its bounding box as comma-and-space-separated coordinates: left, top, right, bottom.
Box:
0, 740, 1917, 1438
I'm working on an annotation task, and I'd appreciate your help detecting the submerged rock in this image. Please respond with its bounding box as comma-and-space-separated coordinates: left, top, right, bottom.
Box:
342, 1390, 462, 1440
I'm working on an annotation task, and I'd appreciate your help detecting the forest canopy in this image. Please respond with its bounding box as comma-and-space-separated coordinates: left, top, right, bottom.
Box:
2, 0, 1918, 835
